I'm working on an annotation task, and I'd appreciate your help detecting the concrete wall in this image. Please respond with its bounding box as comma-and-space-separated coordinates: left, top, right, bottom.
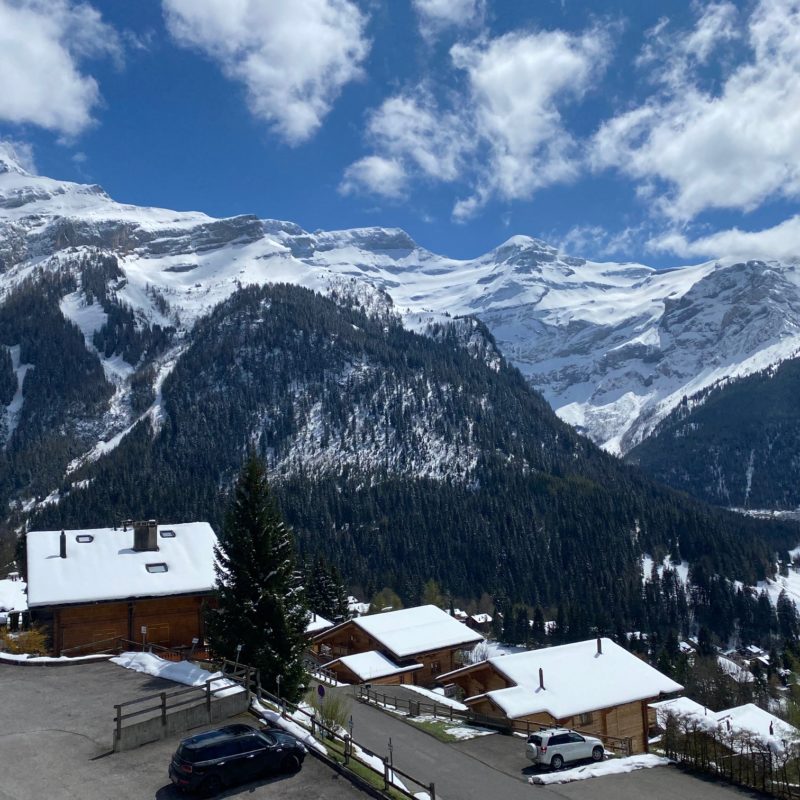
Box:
113, 689, 249, 752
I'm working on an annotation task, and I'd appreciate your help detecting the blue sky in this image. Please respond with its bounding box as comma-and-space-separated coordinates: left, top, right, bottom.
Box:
0, 0, 798, 266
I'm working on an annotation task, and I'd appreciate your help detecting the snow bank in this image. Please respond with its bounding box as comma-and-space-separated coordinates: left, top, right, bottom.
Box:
111, 652, 243, 696
529, 754, 670, 784
251, 698, 326, 755
0, 651, 109, 664
402, 684, 468, 711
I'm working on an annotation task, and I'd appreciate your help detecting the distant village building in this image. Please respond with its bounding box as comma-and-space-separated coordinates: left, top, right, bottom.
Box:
26, 521, 218, 655
439, 637, 682, 753
467, 613, 492, 634
306, 612, 333, 635
312, 604, 483, 686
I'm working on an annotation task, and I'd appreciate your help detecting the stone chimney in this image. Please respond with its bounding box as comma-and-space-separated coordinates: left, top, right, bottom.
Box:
59, 530, 66, 559
133, 519, 159, 552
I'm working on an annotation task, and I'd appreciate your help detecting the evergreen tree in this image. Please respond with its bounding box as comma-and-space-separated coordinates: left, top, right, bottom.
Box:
304, 556, 348, 622
206, 452, 308, 701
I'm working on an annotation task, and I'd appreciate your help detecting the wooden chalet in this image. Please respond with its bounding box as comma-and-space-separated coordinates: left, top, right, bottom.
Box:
312, 604, 483, 687
26, 521, 218, 655
439, 637, 683, 754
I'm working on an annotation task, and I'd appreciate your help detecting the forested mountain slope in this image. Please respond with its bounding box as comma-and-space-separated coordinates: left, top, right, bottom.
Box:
628, 358, 800, 509
27, 284, 798, 632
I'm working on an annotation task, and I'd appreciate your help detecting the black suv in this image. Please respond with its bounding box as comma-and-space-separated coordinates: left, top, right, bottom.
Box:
169, 723, 306, 795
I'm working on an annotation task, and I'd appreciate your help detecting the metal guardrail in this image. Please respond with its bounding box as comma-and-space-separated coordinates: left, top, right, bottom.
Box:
256, 685, 436, 800
356, 685, 633, 757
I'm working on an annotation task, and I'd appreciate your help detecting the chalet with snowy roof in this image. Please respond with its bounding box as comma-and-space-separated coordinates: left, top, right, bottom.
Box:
312, 604, 483, 687
26, 520, 218, 655
439, 637, 682, 753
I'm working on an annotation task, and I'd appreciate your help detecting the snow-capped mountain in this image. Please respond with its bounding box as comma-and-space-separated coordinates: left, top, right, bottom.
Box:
3, 144, 800, 464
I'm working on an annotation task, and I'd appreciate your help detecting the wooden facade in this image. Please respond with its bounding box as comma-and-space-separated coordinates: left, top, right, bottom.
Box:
37, 593, 212, 655
468, 694, 654, 754
326, 661, 420, 686
447, 661, 661, 754
313, 619, 472, 687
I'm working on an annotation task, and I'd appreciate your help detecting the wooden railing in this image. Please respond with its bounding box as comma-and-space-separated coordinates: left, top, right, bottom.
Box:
112, 659, 251, 749
356, 685, 633, 758
255, 685, 436, 800
60, 636, 209, 661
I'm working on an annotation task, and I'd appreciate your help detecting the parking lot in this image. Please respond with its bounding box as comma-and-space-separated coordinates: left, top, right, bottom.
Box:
0, 661, 368, 800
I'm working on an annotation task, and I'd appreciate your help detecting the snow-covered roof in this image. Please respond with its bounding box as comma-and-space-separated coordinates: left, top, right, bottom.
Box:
471, 613, 492, 624
325, 651, 423, 682
715, 704, 797, 744
26, 522, 218, 607
347, 596, 370, 616
0, 575, 27, 613
342, 605, 483, 658
649, 697, 711, 728
717, 655, 754, 683
307, 612, 334, 634
446, 638, 682, 720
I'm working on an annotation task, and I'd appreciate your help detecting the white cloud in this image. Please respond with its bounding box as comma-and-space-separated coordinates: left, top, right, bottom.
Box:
162, 0, 370, 145
412, 0, 485, 39
556, 223, 644, 260
339, 155, 407, 199
0, 0, 121, 136
344, 25, 611, 219
593, 0, 800, 221
649, 217, 800, 262
364, 90, 471, 183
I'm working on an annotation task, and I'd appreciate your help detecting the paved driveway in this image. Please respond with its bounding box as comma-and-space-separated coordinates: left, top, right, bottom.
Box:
333, 685, 764, 800
0, 662, 368, 800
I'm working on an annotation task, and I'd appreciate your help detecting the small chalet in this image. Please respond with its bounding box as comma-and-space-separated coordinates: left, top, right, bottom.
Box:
26, 520, 218, 655
312, 604, 483, 686
439, 637, 682, 753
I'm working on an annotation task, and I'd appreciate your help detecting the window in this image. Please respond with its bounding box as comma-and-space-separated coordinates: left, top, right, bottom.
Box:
75, 534, 94, 543
159, 529, 176, 538
145, 562, 168, 573
430, 660, 441, 675
579, 712, 592, 726
568, 733, 586, 743
258, 732, 277, 747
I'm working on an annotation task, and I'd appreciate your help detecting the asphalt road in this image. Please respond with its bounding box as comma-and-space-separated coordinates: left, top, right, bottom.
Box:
332, 685, 764, 800
0, 661, 368, 800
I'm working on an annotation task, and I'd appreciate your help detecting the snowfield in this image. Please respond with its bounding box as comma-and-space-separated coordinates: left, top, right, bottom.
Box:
4, 143, 800, 461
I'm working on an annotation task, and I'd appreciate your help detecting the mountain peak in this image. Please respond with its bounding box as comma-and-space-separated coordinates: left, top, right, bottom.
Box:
0, 142, 34, 177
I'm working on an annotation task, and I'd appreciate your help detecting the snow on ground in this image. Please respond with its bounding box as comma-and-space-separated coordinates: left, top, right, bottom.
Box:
251, 698, 326, 755
0, 651, 108, 663
111, 651, 243, 696
717, 655, 755, 684
411, 714, 495, 740
0, 575, 26, 613
3, 345, 32, 443
529, 755, 671, 784
640, 554, 689, 584
402, 684, 468, 711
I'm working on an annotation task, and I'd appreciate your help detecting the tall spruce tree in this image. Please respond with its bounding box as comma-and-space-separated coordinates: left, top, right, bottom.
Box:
207, 452, 308, 701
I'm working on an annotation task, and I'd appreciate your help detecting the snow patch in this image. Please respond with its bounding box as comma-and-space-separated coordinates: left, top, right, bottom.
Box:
529, 754, 670, 784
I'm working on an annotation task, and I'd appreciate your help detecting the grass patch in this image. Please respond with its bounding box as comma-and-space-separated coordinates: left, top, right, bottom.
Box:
407, 717, 463, 743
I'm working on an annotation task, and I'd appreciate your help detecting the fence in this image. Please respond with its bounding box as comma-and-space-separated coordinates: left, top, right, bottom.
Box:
255, 685, 436, 800
61, 636, 210, 662
302, 651, 338, 686
356, 685, 633, 758
112, 659, 251, 752
662, 713, 800, 798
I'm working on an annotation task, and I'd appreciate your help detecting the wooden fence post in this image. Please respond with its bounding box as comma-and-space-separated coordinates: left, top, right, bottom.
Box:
205, 680, 212, 718
429, 782, 436, 800
160, 692, 167, 727
114, 704, 122, 749
383, 757, 390, 790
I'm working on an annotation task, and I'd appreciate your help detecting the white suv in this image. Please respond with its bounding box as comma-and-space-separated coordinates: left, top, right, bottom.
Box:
526, 728, 604, 770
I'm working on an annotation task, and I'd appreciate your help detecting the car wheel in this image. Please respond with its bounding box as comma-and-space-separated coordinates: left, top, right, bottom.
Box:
282, 754, 302, 773
592, 746, 604, 762
199, 774, 224, 797
550, 754, 564, 771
